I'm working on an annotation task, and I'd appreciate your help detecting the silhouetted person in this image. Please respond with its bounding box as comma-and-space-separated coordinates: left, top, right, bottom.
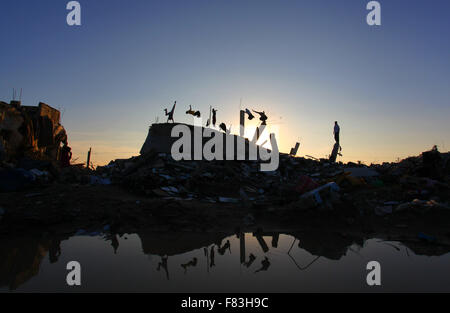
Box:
254, 256, 270, 273
210, 246, 215, 268
244, 253, 256, 268
245, 108, 254, 120
211, 108, 218, 126
60, 143, 72, 168
164, 101, 176, 123
157, 256, 169, 280
186, 105, 201, 117
334, 121, 340, 143
218, 240, 231, 255
253, 110, 268, 125
219, 122, 227, 133
181, 257, 198, 274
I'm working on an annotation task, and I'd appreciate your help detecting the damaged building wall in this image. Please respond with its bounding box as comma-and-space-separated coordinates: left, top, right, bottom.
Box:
0, 100, 67, 163
0, 102, 25, 160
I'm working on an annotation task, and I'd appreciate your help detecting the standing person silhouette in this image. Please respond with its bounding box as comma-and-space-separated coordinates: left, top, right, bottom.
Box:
333, 121, 340, 144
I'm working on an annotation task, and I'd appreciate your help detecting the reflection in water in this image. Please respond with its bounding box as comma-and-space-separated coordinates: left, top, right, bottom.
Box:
210, 246, 215, 268
104, 234, 119, 254
0, 235, 66, 290
156, 256, 169, 280
1, 228, 450, 292
244, 254, 256, 268
218, 240, 231, 255
181, 257, 198, 274
254, 257, 271, 273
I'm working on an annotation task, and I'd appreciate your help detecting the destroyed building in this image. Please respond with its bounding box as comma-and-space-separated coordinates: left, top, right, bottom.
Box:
0, 100, 67, 163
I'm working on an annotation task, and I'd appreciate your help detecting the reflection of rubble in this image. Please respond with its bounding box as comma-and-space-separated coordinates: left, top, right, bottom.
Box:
138, 231, 228, 256
287, 231, 355, 260
0, 235, 65, 290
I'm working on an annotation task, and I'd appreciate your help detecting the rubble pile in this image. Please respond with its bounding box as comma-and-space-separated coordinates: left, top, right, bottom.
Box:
0, 100, 71, 191
1, 98, 448, 219
96, 146, 450, 216
0, 101, 67, 162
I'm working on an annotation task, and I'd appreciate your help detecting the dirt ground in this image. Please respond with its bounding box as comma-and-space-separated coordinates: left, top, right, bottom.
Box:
1, 182, 450, 257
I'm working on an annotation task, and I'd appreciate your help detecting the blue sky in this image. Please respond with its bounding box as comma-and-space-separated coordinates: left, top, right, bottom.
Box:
1, 0, 449, 165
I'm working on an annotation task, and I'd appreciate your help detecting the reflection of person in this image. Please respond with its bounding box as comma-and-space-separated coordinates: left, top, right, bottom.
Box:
244, 253, 256, 268
254, 256, 270, 273
157, 256, 169, 280
111, 235, 119, 254
218, 240, 231, 255
181, 257, 197, 274
333, 121, 340, 143
210, 246, 215, 268
104, 233, 119, 254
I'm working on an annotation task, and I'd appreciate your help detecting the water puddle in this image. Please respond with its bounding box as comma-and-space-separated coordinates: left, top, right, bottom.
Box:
1, 230, 449, 292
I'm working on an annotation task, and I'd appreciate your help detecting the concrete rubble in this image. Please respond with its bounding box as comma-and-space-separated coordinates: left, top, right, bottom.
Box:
0, 100, 67, 162
1, 111, 449, 248
0, 100, 70, 192
90, 144, 450, 218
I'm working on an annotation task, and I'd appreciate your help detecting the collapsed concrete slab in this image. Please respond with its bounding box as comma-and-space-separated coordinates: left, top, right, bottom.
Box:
140, 122, 278, 164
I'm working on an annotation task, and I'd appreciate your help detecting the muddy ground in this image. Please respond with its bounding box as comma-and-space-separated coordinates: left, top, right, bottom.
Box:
1, 182, 449, 257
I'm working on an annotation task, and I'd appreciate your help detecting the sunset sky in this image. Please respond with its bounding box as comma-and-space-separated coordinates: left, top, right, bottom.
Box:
1, 0, 449, 166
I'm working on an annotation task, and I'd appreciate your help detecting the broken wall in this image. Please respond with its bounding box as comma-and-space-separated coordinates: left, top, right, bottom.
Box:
0, 100, 67, 163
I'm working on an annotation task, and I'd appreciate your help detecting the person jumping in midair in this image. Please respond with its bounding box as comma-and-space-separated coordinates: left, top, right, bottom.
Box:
186, 105, 201, 117
164, 101, 176, 123
252, 110, 268, 125
244, 108, 255, 120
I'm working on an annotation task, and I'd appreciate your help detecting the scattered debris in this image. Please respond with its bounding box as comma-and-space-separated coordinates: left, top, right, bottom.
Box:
0, 101, 449, 224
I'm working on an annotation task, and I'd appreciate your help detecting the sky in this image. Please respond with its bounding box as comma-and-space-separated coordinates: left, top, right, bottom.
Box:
1, 0, 449, 166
